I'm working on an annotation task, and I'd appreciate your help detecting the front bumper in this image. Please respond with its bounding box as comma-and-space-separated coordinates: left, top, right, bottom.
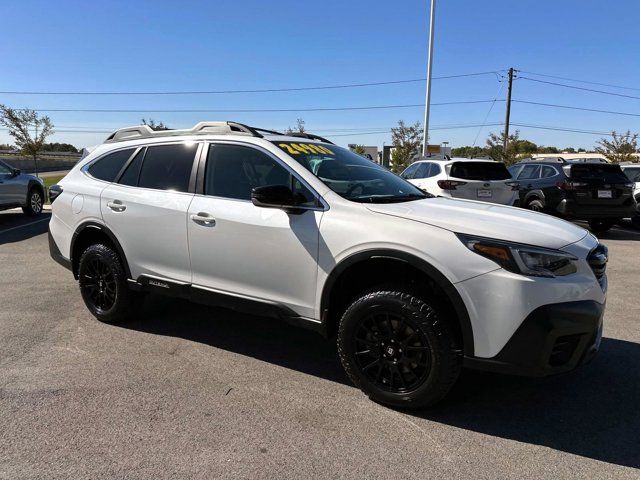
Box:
464, 300, 604, 376
556, 198, 637, 220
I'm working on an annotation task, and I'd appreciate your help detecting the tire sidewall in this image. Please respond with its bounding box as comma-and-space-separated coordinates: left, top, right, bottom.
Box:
24, 188, 43, 216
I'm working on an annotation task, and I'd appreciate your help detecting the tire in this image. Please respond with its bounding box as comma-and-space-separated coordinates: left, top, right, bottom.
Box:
337, 289, 462, 409
78, 243, 141, 324
22, 187, 44, 216
526, 198, 544, 213
588, 219, 614, 233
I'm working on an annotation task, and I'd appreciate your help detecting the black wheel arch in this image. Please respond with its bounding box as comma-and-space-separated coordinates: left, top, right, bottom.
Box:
26, 180, 45, 201
320, 249, 474, 356
70, 221, 131, 280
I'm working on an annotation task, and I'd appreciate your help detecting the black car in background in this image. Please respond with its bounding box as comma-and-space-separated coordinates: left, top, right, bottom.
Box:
508, 157, 637, 232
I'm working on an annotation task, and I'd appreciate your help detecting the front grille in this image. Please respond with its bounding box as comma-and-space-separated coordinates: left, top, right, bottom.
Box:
587, 243, 608, 280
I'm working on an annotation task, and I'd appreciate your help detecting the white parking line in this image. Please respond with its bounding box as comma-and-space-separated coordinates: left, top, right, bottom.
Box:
0, 217, 50, 235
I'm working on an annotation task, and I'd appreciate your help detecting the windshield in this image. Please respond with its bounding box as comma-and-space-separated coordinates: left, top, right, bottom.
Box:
273, 141, 429, 203
449, 161, 511, 180
623, 167, 640, 182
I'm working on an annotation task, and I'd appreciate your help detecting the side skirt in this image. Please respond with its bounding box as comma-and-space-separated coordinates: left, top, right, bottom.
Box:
129, 275, 325, 335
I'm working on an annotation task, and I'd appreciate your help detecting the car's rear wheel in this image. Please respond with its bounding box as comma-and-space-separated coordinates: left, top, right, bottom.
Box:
78, 243, 141, 324
22, 188, 43, 216
526, 198, 544, 213
588, 219, 614, 233
337, 289, 461, 409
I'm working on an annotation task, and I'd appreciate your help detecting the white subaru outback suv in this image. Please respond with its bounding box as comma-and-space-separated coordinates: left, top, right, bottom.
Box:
48, 122, 607, 408
401, 157, 519, 205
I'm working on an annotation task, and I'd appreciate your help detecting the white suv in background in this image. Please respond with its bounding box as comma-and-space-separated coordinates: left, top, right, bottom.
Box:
48, 122, 607, 408
401, 157, 519, 205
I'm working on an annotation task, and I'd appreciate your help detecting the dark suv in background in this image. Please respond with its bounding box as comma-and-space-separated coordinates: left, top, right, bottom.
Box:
508, 157, 637, 232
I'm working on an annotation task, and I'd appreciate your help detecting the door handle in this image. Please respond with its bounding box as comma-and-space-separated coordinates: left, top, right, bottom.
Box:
190, 212, 216, 227
107, 200, 126, 212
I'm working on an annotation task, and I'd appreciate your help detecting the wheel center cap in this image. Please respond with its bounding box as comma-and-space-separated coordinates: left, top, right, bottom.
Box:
385, 346, 396, 356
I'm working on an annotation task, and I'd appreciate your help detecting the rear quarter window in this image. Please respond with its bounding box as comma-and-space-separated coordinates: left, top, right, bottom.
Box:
87, 149, 135, 182
449, 161, 511, 180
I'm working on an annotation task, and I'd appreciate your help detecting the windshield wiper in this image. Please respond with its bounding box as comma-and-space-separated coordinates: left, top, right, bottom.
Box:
362, 193, 432, 203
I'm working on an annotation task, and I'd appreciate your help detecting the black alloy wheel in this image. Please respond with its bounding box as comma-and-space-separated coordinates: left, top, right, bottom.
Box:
78, 243, 141, 323
81, 257, 118, 313
353, 311, 431, 393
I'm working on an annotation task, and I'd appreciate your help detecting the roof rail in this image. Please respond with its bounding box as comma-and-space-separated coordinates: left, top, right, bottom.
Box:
286, 132, 335, 145
104, 121, 270, 143
526, 156, 566, 163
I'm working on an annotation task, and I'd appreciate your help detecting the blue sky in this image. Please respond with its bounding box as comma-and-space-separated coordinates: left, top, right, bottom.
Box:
1, 0, 639, 150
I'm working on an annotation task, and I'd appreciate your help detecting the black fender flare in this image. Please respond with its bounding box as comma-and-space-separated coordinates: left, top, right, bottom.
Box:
70, 221, 132, 279
320, 249, 474, 356
26, 179, 45, 198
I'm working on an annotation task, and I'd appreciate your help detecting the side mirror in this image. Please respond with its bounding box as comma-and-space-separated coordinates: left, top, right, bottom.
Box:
11, 168, 21, 177
251, 184, 299, 212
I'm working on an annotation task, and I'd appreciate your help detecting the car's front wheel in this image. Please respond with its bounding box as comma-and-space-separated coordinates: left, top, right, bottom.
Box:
526, 198, 544, 213
22, 188, 43, 216
337, 289, 461, 409
78, 243, 141, 324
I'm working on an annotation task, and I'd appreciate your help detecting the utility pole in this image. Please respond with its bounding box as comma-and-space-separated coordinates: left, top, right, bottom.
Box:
503, 67, 514, 154
422, 0, 436, 157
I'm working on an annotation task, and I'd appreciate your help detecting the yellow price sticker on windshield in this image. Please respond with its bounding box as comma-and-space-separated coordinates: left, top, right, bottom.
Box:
278, 143, 334, 156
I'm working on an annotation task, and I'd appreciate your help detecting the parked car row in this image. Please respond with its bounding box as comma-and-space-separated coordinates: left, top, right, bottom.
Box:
401, 156, 639, 232
0, 160, 46, 216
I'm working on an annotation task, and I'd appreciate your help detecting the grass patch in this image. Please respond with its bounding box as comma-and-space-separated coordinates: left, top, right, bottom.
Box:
41, 175, 66, 204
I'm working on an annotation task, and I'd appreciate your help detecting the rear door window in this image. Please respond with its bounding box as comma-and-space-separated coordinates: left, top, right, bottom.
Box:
88, 149, 135, 182
517, 165, 541, 180
541, 165, 558, 178
137, 143, 197, 192
414, 163, 431, 179
623, 167, 640, 182
118, 148, 145, 186
449, 161, 511, 180
401, 163, 419, 179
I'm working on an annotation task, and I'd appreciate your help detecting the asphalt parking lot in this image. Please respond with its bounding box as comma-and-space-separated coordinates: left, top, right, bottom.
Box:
1, 210, 639, 479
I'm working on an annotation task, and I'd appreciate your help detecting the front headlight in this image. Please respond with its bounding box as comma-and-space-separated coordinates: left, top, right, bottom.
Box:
457, 234, 578, 278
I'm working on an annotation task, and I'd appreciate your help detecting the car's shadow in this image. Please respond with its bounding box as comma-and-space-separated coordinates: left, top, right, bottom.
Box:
125, 296, 640, 469
0, 211, 50, 245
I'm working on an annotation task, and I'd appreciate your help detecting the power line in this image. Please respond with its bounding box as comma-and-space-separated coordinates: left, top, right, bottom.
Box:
519, 70, 640, 92
519, 76, 640, 101
511, 123, 611, 136
10, 99, 503, 114
472, 82, 505, 146
0, 71, 500, 96
514, 99, 640, 117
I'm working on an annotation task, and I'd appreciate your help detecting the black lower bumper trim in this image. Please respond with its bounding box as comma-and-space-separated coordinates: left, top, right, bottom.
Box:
465, 300, 604, 377
48, 228, 72, 271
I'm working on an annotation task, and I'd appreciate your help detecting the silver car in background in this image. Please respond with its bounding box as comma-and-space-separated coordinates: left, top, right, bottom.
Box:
0, 160, 45, 216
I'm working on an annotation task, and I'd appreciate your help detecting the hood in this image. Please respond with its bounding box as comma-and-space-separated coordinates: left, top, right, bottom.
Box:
366, 197, 588, 249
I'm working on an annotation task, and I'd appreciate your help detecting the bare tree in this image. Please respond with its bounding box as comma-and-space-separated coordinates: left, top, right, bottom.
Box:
390, 120, 423, 173
0, 105, 54, 176
595, 130, 639, 163
141, 118, 170, 131
286, 118, 306, 134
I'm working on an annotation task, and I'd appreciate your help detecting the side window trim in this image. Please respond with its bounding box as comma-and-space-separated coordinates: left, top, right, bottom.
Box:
198, 140, 328, 211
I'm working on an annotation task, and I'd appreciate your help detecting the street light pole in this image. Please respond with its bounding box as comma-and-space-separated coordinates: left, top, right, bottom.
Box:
422, 0, 436, 157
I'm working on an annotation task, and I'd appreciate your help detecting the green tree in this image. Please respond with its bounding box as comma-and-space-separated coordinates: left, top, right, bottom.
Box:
0, 105, 54, 176
485, 130, 522, 165
141, 118, 170, 131
350, 144, 367, 155
595, 130, 639, 163
451, 146, 486, 158
390, 120, 423, 173
41, 142, 78, 153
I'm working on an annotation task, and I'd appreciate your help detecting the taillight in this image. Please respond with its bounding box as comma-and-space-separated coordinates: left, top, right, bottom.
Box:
505, 181, 519, 191
437, 180, 467, 190
49, 184, 63, 203
556, 181, 588, 190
